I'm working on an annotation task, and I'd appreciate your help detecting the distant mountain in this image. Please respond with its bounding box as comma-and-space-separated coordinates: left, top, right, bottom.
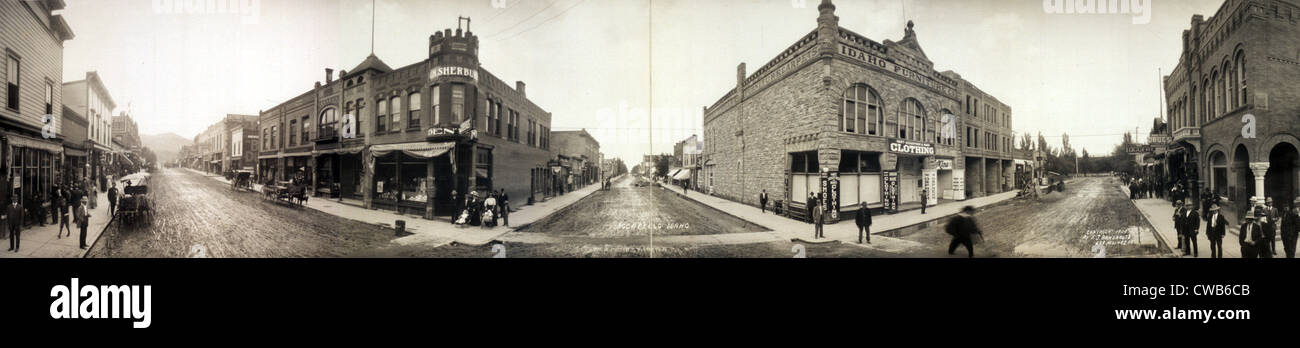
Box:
140, 132, 192, 164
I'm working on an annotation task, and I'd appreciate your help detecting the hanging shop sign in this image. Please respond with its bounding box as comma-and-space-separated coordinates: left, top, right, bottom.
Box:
889, 140, 935, 156
820, 172, 841, 221
882, 171, 899, 213
933, 159, 954, 171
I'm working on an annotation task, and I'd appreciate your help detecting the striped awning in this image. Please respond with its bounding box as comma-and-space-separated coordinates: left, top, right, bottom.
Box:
370, 142, 454, 159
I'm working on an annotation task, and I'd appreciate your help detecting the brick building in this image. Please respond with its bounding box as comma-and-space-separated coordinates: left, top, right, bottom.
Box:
111, 112, 140, 154
259, 19, 554, 219
1162, 0, 1300, 212
552, 129, 601, 187
223, 114, 257, 172
3, 0, 74, 209
701, 0, 1015, 221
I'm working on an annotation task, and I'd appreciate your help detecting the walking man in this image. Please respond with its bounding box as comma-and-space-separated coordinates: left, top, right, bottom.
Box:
1282, 200, 1299, 259
920, 188, 928, 214
1205, 204, 1228, 258
58, 190, 72, 238
108, 183, 119, 217
1179, 200, 1199, 257
811, 200, 824, 239
760, 190, 768, 214
75, 198, 91, 250
856, 204, 872, 244
1257, 206, 1276, 259
945, 206, 982, 258
7, 195, 22, 252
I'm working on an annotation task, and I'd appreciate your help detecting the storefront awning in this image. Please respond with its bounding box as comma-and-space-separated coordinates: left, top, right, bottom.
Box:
672, 169, 692, 180
8, 134, 63, 153
63, 147, 88, 157
313, 146, 367, 155
371, 141, 454, 159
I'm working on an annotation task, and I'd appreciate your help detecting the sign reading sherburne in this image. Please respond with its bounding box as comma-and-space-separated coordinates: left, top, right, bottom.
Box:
429, 66, 478, 81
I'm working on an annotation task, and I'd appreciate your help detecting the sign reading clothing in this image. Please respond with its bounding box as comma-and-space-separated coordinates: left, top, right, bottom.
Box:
820, 172, 840, 221
429, 66, 478, 81
882, 171, 899, 213
889, 140, 935, 156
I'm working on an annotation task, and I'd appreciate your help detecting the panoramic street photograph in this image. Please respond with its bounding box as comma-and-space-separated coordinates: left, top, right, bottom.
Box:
0, 0, 1296, 259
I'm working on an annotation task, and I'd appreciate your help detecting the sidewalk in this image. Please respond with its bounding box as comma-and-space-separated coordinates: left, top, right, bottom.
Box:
183, 167, 610, 247
1124, 185, 1243, 258
657, 181, 1018, 254
0, 190, 115, 258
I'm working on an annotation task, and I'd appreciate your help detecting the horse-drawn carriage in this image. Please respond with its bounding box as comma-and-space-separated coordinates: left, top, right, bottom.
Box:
230, 170, 254, 192
116, 173, 153, 228
262, 180, 309, 206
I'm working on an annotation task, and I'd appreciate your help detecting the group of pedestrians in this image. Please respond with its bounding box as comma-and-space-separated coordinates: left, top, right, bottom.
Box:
1126, 177, 1167, 200
1172, 196, 1300, 258
5, 180, 101, 253
452, 189, 510, 229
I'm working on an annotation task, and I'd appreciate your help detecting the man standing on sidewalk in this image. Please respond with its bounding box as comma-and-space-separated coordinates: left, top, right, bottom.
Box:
108, 183, 119, 217
7, 195, 22, 252
759, 190, 768, 214
920, 188, 928, 214
1240, 210, 1264, 258
1263, 198, 1279, 255
1179, 200, 1199, 257
856, 204, 872, 244
1281, 200, 1299, 259
811, 200, 824, 239
499, 189, 510, 227
1205, 204, 1228, 258
1173, 200, 1186, 251
75, 198, 91, 250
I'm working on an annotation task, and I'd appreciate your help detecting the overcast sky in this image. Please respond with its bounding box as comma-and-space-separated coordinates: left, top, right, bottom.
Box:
60, 0, 1227, 162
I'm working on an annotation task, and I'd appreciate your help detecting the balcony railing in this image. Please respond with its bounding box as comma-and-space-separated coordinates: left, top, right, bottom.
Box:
1173, 127, 1200, 141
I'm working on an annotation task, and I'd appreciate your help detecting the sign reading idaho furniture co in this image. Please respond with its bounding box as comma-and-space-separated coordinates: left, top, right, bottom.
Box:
429, 66, 478, 81
889, 140, 935, 156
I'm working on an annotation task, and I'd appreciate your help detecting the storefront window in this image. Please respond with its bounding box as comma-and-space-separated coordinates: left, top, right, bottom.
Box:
476, 147, 492, 192
401, 160, 427, 203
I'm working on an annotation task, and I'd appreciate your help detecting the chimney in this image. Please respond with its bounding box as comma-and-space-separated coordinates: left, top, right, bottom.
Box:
736, 63, 746, 87
516, 81, 526, 97
326, 68, 334, 83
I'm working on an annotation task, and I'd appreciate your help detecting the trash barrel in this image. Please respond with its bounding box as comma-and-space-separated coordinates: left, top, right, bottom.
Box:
395, 220, 406, 236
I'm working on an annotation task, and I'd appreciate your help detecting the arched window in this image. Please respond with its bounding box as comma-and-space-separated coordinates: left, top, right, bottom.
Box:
1201, 79, 1211, 123
841, 84, 883, 136
937, 109, 955, 146
320, 107, 338, 137
389, 95, 402, 131
1236, 50, 1247, 107
1189, 87, 1196, 128
1225, 60, 1237, 110
408, 92, 421, 129
900, 98, 925, 141
1216, 69, 1226, 116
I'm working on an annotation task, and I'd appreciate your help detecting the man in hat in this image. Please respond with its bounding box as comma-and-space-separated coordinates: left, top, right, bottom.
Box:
1178, 200, 1199, 257
1205, 204, 1228, 258
1263, 197, 1279, 254
1256, 205, 1276, 258
1281, 199, 1300, 259
1240, 209, 1265, 259
1172, 200, 1186, 250
944, 206, 983, 258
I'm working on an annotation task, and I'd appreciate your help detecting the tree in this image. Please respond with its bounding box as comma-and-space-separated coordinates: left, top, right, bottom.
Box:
655, 154, 671, 178
1020, 133, 1034, 151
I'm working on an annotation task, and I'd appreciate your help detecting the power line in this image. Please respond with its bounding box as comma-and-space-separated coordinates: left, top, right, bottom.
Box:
486, 0, 559, 38
497, 0, 588, 41
480, 0, 522, 24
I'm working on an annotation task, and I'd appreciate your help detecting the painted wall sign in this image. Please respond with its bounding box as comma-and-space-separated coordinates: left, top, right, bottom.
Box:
429, 66, 479, 81
890, 140, 936, 156
934, 159, 954, 171
839, 44, 959, 98
820, 172, 841, 220
923, 169, 938, 207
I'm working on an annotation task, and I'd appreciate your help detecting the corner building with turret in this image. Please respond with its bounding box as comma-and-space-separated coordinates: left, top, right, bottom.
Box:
258, 20, 554, 220
700, 0, 1016, 222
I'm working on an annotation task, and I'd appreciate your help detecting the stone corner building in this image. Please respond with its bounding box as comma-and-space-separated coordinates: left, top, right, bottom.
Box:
259, 20, 554, 220
701, 0, 1015, 221
1162, 0, 1300, 211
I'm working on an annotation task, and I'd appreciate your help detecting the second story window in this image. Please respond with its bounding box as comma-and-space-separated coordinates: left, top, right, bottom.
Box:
289, 119, 297, 146
6, 55, 19, 110
44, 81, 52, 115
432, 85, 441, 126
320, 107, 338, 138
451, 84, 465, 122
377, 97, 388, 133
408, 92, 421, 129
390, 96, 401, 132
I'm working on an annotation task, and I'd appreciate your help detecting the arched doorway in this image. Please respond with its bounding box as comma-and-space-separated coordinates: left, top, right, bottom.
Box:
1233, 144, 1253, 206
1209, 150, 1227, 197
1266, 142, 1299, 208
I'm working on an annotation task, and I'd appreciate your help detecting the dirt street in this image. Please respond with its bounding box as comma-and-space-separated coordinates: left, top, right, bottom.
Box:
87, 168, 394, 258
